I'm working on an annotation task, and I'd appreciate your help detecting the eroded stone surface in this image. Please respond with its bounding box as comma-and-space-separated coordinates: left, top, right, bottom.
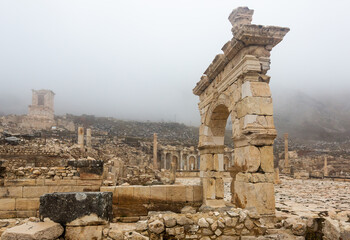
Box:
39, 192, 112, 225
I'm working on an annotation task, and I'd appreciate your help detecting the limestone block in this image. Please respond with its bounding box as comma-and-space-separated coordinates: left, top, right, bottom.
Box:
234, 146, 260, 172
260, 146, 274, 173
202, 177, 216, 200
0, 199, 15, 211
243, 115, 275, 129
250, 82, 271, 97
0, 187, 22, 198
23, 186, 49, 198
241, 81, 252, 99
166, 185, 186, 203
200, 154, 214, 171
117, 186, 134, 204
150, 185, 167, 202
236, 97, 273, 118
39, 192, 113, 225
1, 220, 63, 240
0, 211, 16, 219
215, 178, 224, 199
65, 225, 104, 240
15, 198, 39, 210
185, 185, 194, 202
76, 179, 102, 186
16, 210, 37, 218
213, 154, 224, 171
133, 186, 150, 204
5, 179, 36, 187
193, 185, 203, 202
233, 181, 275, 215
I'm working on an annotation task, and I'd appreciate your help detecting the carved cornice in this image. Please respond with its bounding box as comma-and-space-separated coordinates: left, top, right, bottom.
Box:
193, 7, 289, 96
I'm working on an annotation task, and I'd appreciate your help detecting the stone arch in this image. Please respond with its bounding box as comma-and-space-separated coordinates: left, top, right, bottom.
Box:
193, 7, 288, 215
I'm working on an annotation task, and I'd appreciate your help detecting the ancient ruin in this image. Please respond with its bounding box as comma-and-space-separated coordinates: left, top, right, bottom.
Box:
193, 7, 289, 214
1, 6, 350, 240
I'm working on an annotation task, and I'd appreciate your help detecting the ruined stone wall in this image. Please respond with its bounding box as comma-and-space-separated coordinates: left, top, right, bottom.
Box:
0, 160, 104, 219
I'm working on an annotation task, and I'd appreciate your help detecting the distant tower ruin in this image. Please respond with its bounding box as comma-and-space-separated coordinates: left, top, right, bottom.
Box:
28, 89, 55, 119
21, 89, 56, 129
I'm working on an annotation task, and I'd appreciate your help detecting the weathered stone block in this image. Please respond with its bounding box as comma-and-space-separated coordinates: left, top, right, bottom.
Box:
185, 186, 194, 202
200, 154, 214, 171
234, 145, 260, 172
260, 146, 274, 173
166, 185, 186, 203
215, 178, 224, 199
117, 186, 134, 204
236, 97, 273, 118
16, 198, 39, 210
39, 192, 113, 225
133, 186, 150, 204
16, 210, 37, 218
202, 177, 216, 200
150, 185, 167, 202
1, 220, 63, 240
233, 181, 275, 215
0, 186, 22, 198
5, 179, 36, 187
65, 225, 104, 240
0, 211, 16, 219
0, 198, 15, 211
23, 186, 49, 198
193, 185, 203, 202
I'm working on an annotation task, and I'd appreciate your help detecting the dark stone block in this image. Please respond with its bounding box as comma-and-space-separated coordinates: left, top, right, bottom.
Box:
67, 159, 104, 176
39, 192, 112, 225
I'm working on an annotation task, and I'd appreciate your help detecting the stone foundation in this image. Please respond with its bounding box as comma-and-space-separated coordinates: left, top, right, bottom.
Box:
100, 185, 202, 220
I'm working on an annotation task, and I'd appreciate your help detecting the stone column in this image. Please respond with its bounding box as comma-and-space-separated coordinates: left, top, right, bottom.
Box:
324, 156, 328, 177
86, 128, 92, 149
274, 168, 281, 184
78, 127, 84, 150
170, 160, 176, 184
180, 151, 183, 170
153, 133, 158, 170
284, 133, 291, 174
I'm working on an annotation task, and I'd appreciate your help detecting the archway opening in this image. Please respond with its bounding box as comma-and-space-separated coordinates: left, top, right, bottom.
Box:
172, 155, 179, 170
189, 156, 196, 170
165, 153, 171, 170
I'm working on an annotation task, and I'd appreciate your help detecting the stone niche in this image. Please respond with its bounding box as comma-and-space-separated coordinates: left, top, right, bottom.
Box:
193, 7, 289, 215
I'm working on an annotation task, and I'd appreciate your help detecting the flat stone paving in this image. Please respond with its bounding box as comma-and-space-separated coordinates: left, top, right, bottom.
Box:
177, 176, 350, 216
275, 177, 350, 217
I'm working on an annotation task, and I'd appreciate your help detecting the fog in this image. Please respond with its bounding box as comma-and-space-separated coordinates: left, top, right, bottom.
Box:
0, 0, 349, 125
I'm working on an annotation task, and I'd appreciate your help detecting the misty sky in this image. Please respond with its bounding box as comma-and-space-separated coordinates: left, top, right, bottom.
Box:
0, 0, 349, 125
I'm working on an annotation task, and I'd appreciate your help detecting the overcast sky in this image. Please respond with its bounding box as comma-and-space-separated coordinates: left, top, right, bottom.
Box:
0, 0, 349, 125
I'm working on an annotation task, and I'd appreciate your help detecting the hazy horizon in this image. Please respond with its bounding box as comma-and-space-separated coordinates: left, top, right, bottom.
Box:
1, 0, 349, 125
